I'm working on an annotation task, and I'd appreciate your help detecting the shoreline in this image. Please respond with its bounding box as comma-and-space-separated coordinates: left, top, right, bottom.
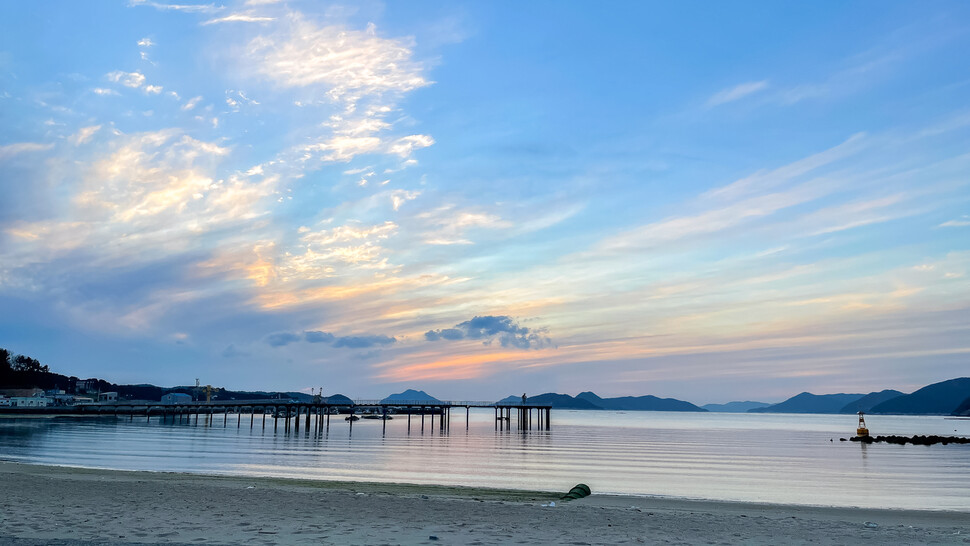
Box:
2, 461, 968, 545
6, 457, 970, 516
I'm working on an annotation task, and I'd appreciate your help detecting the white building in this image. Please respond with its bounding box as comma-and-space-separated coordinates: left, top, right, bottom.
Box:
0, 397, 10, 407
98, 392, 118, 402
161, 393, 192, 405
9, 397, 51, 407
75, 380, 97, 393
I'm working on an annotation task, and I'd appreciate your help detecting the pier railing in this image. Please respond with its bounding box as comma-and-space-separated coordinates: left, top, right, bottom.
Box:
70, 398, 546, 409
4, 397, 552, 432
353, 400, 529, 407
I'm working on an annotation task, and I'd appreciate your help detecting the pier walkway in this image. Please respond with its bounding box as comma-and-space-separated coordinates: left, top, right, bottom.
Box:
1, 399, 552, 433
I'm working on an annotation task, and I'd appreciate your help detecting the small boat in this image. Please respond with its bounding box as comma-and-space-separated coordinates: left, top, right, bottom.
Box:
345, 415, 360, 422
362, 414, 393, 420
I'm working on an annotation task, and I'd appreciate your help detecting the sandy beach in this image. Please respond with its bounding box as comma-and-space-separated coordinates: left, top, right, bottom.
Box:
0, 461, 967, 545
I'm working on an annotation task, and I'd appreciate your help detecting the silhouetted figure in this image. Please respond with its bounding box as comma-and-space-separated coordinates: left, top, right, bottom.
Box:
521, 393, 527, 405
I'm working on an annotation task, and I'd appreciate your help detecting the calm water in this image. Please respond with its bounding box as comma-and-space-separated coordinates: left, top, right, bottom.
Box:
1, 410, 968, 511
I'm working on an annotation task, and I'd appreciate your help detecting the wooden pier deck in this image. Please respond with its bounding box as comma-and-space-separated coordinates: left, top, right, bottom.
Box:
1, 399, 552, 433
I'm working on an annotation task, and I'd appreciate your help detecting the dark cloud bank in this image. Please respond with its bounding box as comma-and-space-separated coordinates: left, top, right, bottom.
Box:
267, 331, 396, 349
425, 315, 550, 349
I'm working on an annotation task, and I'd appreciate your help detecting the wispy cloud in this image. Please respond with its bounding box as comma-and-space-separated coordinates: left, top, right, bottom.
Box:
69, 125, 102, 146
128, 0, 222, 13
939, 215, 970, 227
599, 183, 826, 252
203, 13, 276, 25
706, 80, 769, 107
181, 96, 203, 111
703, 133, 867, 201
418, 207, 512, 245
0, 142, 54, 159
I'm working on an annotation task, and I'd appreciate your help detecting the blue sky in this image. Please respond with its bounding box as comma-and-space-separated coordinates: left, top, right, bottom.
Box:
1, 1, 968, 403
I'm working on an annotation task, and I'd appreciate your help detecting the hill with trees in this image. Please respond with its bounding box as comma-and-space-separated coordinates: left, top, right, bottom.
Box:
749, 392, 865, 414
869, 378, 970, 415
576, 391, 706, 411
0, 347, 305, 402
838, 389, 905, 413
702, 401, 770, 413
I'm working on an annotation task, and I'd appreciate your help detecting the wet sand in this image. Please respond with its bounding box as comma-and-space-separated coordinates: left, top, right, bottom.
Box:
0, 461, 967, 545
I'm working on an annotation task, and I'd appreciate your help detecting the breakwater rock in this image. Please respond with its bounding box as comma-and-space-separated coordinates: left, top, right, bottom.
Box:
840, 435, 970, 445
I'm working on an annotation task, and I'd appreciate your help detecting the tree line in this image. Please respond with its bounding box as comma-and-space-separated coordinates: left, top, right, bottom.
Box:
0, 347, 295, 402
0, 347, 67, 391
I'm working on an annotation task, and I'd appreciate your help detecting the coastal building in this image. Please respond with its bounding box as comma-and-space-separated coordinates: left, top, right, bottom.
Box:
75, 380, 98, 394
9, 396, 51, 407
161, 393, 192, 405
98, 392, 118, 402
0, 397, 9, 406
50, 393, 83, 406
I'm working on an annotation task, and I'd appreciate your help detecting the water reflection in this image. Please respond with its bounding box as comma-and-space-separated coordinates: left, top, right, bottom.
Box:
0, 411, 967, 510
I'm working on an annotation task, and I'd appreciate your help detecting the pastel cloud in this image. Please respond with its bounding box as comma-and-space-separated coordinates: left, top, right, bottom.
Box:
2, 1, 968, 402
304, 331, 335, 343
271, 220, 399, 281
377, 350, 540, 382
248, 17, 428, 100
425, 315, 551, 350
266, 332, 301, 347
333, 335, 395, 349
266, 330, 396, 349
219, 10, 438, 180
4, 129, 279, 280
419, 207, 512, 245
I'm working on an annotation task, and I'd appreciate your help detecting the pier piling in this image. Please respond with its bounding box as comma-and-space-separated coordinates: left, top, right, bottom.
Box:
73, 399, 551, 435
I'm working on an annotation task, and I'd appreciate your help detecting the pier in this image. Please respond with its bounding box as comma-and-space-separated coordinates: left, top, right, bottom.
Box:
1, 399, 552, 433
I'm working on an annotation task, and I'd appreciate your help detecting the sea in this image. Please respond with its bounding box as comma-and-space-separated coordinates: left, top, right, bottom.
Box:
1, 409, 967, 511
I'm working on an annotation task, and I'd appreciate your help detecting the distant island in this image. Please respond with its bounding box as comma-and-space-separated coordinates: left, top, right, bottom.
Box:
749, 379, 970, 416
702, 401, 770, 413
2, 347, 968, 416
380, 389, 441, 404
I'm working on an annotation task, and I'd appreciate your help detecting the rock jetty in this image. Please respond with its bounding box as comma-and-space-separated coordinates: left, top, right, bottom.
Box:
841, 435, 970, 445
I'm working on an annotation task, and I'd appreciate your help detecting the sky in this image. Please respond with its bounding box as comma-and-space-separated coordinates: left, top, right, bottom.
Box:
1, 1, 969, 404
